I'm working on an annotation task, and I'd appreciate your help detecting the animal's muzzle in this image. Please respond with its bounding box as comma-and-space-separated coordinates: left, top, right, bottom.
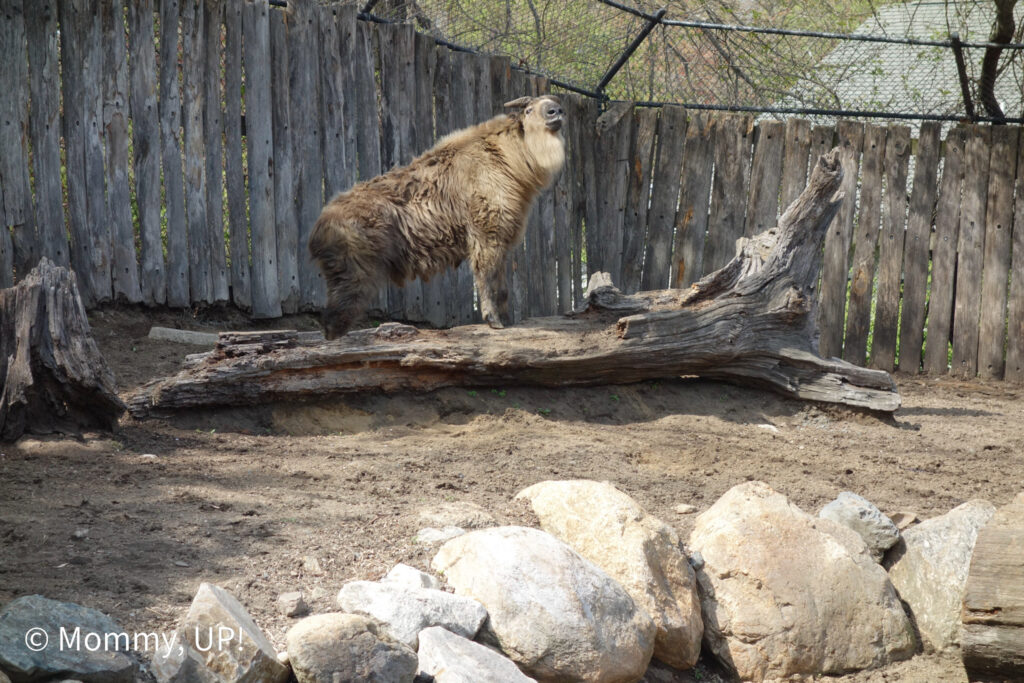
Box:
545, 111, 565, 132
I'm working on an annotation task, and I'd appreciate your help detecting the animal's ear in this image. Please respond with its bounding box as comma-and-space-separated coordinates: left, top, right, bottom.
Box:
503, 96, 532, 110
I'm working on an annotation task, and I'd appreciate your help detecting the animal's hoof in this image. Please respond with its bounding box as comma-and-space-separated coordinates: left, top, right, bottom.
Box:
486, 315, 505, 329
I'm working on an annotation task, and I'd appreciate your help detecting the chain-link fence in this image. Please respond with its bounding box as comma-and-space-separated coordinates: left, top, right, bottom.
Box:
360, 0, 1024, 123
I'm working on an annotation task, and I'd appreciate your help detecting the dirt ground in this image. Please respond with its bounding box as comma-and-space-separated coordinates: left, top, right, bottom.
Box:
1, 305, 1021, 682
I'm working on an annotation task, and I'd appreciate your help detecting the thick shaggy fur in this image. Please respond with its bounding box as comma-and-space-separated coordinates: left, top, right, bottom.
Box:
309, 95, 566, 339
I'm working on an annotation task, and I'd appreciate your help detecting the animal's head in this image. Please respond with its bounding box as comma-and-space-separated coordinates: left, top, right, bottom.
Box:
504, 95, 566, 182
504, 95, 565, 136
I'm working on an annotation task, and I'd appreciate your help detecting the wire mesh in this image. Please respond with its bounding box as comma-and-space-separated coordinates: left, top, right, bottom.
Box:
364, 0, 1024, 123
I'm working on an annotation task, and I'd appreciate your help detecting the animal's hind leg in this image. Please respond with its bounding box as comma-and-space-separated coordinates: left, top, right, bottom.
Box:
470, 241, 510, 329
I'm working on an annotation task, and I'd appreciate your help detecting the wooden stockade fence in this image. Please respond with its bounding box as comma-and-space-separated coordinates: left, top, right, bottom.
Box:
1, 0, 1023, 381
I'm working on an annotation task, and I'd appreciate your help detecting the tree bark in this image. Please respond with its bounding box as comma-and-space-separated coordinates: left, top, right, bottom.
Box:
127, 149, 901, 418
978, 0, 1018, 121
0, 259, 125, 440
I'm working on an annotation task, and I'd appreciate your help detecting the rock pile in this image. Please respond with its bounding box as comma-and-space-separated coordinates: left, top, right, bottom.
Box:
2, 481, 1020, 683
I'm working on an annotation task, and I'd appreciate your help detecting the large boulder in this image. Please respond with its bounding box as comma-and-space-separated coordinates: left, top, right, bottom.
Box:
285, 613, 417, 683
336, 580, 487, 648
819, 491, 900, 561
515, 480, 703, 669
432, 526, 655, 683
886, 499, 995, 651
417, 626, 536, 683
0, 595, 137, 683
151, 583, 288, 683
689, 481, 917, 682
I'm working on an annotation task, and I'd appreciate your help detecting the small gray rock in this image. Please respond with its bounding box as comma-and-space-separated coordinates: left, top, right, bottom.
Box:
819, 491, 900, 561
383, 563, 442, 591
286, 613, 417, 683
417, 626, 536, 683
277, 592, 308, 618
0, 595, 137, 683
336, 580, 487, 648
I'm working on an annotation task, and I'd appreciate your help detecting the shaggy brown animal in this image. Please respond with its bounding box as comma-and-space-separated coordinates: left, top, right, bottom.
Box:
308, 95, 566, 339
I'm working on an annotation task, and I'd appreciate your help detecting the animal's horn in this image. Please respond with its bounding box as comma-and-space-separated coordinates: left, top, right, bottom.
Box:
503, 97, 532, 109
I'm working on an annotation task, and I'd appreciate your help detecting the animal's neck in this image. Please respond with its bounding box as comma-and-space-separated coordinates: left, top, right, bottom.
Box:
523, 129, 565, 188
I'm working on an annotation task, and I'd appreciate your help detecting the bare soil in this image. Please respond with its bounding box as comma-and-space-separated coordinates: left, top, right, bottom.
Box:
2, 305, 1022, 682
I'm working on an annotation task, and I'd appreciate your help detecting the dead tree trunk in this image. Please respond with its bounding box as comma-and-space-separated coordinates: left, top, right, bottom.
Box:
0, 259, 125, 440
127, 150, 900, 417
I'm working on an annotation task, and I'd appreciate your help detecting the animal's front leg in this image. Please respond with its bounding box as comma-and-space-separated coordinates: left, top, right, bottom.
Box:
470, 244, 509, 329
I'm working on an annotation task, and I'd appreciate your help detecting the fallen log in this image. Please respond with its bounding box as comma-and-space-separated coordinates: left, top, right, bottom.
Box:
126, 150, 900, 417
961, 493, 1024, 681
0, 259, 125, 440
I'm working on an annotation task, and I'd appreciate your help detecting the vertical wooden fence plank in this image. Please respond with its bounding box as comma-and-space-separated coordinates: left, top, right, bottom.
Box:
181, 0, 211, 304
814, 122, 851, 358
642, 105, 686, 291
843, 124, 887, 366
158, 0, 188, 306
977, 126, 1019, 380
204, 0, 228, 303
897, 122, 941, 373
102, 0, 142, 302
288, 0, 323, 310
224, 0, 250, 309
530, 75, 557, 316
270, 7, 298, 313
338, 4, 358, 193
354, 20, 385, 317
83, 0, 111, 301
0, 0, 35, 282
745, 119, 785, 235
59, 0, 90, 299
1005, 130, 1024, 382
923, 128, 966, 375
593, 102, 633, 287
951, 126, 991, 378
354, 21, 381, 183
243, 0, 280, 318
319, 5, 347, 198
448, 51, 477, 324
672, 111, 714, 288
26, 1, 67, 268
621, 106, 657, 294
432, 46, 458, 324
0, 199, 9, 286
870, 125, 911, 372
808, 125, 836, 168
779, 118, 812, 214
399, 27, 424, 325
128, 0, 165, 304
507, 68, 531, 322
379, 23, 419, 321
524, 73, 544, 317
414, 32, 444, 326
704, 114, 753, 274
576, 97, 600, 294
553, 90, 580, 313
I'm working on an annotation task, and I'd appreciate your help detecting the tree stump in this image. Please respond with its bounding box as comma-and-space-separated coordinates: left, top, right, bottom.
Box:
962, 492, 1024, 681
126, 150, 901, 418
0, 259, 125, 440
